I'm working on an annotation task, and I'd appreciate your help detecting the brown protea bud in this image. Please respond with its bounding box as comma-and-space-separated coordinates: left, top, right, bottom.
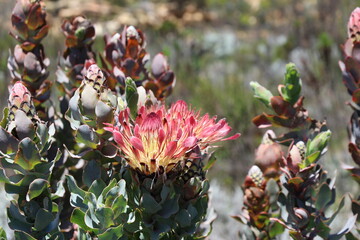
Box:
11, 0, 49, 52
62, 16, 95, 48
244, 187, 269, 212
59, 16, 96, 90
348, 8, 360, 43
254, 130, 283, 179
145, 53, 176, 100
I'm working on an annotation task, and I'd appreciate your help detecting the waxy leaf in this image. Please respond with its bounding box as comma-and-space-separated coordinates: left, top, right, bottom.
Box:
26, 178, 48, 201
14, 138, 42, 171
98, 224, 123, 240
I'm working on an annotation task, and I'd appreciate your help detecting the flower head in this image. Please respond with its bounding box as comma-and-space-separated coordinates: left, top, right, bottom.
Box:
105, 100, 239, 175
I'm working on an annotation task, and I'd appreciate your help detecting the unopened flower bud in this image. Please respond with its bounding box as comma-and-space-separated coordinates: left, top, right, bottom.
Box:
348, 8, 360, 42
8, 81, 36, 120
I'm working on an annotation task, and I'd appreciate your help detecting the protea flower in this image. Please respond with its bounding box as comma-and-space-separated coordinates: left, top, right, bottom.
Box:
105, 100, 239, 175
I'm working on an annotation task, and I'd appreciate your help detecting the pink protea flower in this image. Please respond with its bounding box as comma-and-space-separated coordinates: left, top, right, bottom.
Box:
348, 7, 360, 42
105, 100, 239, 175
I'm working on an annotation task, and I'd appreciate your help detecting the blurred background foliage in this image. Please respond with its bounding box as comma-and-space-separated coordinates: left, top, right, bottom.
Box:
0, 0, 359, 238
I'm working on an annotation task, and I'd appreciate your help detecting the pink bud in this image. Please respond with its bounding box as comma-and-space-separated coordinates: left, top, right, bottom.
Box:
348, 8, 360, 42
9, 81, 31, 108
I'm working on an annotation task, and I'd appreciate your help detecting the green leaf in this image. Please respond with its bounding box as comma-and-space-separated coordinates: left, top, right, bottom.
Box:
26, 178, 48, 201
0, 127, 18, 154
66, 175, 87, 210
66, 175, 86, 198
306, 130, 332, 157
76, 125, 100, 149
0, 227, 6, 240
125, 77, 139, 119
269, 221, 285, 238
0, 108, 9, 128
98, 224, 123, 240
71, 208, 91, 231
14, 231, 36, 240
36, 123, 50, 149
158, 194, 179, 218
82, 160, 101, 187
14, 138, 42, 171
300, 151, 320, 169
142, 193, 161, 214
66, 89, 83, 130
0, 168, 9, 183
34, 208, 55, 231
95, 207, 115, 228
112, 195, 127, 219
250, 81, 273, 107
99, 179, 117, 203
89, 179, 106, 198
203, 153, 216, 171
175, 209, 191, 227
315, 183, 332, 210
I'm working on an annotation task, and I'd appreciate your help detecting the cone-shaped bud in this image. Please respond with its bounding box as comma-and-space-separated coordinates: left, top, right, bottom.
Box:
8, 81, 36, 121
79, 64, 114, 123
244, 165, 265, 188
11, 0, 49, 51
280, 63, 302, 105
250, 81, 273, 107
7, 81, 38, 139
254, 130, 282, 178
348, 8, 360, 43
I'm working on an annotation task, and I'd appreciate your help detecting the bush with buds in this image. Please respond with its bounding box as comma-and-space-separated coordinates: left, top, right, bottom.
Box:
0, 1, 359, 239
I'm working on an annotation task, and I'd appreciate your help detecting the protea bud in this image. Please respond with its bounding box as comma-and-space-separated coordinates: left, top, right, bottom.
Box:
58, 16, 96, 91
288, 141, 306, 169
62, 16, 95, 48
254, 130, 282, 179
102, 26, 176, 100
7, 81, 38, 140
348, 8, 360, 43
244, 165, 265, 188
145, 53, 176, 100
